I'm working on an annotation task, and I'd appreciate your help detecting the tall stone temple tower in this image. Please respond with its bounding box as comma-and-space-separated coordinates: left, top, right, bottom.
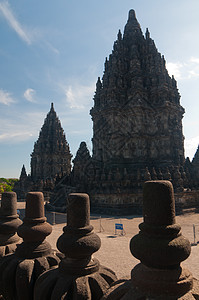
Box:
31, 103, 72, 181
91, 9, 184, 171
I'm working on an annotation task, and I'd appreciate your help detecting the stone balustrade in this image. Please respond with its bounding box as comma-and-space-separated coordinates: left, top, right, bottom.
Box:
34, 193, 117, 299
0, 182, 199, 299
0, 192, 60, 300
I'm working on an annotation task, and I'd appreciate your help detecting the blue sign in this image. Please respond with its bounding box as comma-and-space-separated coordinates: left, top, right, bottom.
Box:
115, 223, 123, 230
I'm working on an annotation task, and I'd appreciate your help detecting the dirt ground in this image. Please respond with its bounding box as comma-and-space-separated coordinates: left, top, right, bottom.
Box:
17, 202, 199, 280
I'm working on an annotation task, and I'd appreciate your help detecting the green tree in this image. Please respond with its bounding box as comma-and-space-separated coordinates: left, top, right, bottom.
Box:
0, 178, 18, 193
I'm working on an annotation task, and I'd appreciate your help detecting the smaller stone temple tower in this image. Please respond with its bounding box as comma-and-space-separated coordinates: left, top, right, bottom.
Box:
192, 145, 199, 181
19, 164, 27, 181
31, 103, 72, 181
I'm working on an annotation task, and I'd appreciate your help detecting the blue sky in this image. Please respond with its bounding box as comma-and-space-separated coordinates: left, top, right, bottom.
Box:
0, 0, 199, 178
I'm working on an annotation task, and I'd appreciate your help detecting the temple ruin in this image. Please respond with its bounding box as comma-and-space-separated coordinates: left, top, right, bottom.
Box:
14, 10, 199, 214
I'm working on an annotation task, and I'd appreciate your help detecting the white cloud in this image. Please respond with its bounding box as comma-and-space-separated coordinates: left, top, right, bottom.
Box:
24, 88, 36, 102
65, 86, 84, 109
61, 82, 95, 109
45, 41, 60, 55
189, 57, 199, 64
0, 121, 34, 142
0, 2, 60, 54
0, 111, 45, 143
188, 69, 199, 78
167, 57, 199, 80
0, 1, 31, 45
0, 131, 33, 142
166, 62, 183, 79
184, 135, 199, 160
0, 89, 15, 105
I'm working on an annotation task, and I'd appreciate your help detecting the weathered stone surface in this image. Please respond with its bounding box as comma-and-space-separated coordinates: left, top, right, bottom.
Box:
102, 181, 199, 299
0, 192, 60, 300
0, 192, 22, 257
34, 193, 117, 299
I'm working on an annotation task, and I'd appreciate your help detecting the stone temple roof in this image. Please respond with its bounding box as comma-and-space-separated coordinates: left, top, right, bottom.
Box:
32, 103, 70, 154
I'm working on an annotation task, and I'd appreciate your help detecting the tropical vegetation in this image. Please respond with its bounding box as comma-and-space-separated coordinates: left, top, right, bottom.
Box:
0, 178, 18, 193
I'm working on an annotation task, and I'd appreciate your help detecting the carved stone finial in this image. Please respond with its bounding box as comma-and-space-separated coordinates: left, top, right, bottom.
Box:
131, 181, 189, 265
151, 167, 157, 180
50, 102, 54, 111
157, 168, 163, 180
0, 192, 22, 257
144, 167, 151, 181
123, 9, 141, 35
16, 192, 52, 257
0, 192, 60, 300
117, 29, 122, 41
145, 27, 150, 39
34, 193, 117, 299
128, 9, 136, 21
163, 167, 172, 181
102, 181, 196, 299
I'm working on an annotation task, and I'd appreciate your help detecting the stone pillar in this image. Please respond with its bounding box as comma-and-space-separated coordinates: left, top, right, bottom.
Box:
0, 192, 60, 300
102, 181, 198, 299
34, 193, 117, 300
0, 192, 22, 257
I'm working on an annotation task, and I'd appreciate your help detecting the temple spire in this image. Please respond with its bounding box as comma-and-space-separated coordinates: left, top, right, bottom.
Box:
31, 104, 72, 181
126, 9, 141, 29
117, 29, 122, 41
50, 102, 54, 111
128, 9, 136, 20
145, 28, 150, 39
96, 77, 102, 91
123, 9, 142, 40
19, 164, 27, 181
